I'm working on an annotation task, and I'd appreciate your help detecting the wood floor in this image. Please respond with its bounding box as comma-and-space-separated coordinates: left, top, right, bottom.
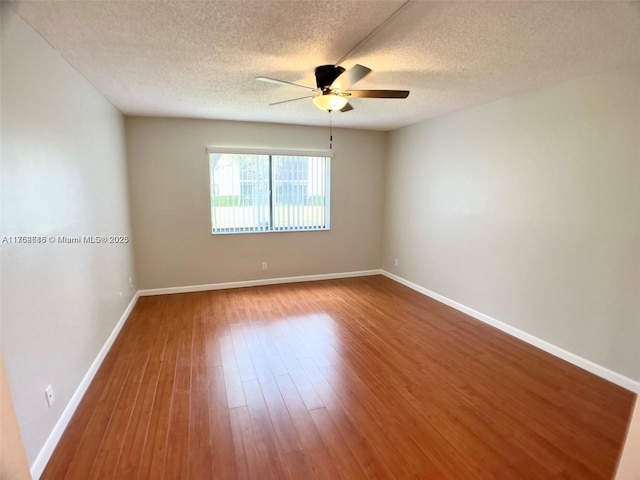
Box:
42, 275, 635, 479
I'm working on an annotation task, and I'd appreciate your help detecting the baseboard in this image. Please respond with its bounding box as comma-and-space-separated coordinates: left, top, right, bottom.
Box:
30, 292, 140, 480
138, 269, 383, 296
381, 270, 640, 393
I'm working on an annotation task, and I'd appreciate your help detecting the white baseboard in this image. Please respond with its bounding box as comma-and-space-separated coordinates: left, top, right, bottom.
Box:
30, 292, 140, 480
381, 270, 640, 393
138, 269, 383, 296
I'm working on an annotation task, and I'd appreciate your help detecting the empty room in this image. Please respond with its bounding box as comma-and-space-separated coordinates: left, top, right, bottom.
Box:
1, 1, 639, 479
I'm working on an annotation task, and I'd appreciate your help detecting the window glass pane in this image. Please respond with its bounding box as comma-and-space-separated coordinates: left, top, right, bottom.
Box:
210, 154, 270, 233
209, 152, 329, 234
272, 156, 326, 231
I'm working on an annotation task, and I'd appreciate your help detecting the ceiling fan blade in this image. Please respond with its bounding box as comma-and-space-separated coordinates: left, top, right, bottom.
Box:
330, 64, 371, 91
346, 90, 410, 98
256, 77, 316, 91
340, 103, 354, 113
269, 95, 315, 106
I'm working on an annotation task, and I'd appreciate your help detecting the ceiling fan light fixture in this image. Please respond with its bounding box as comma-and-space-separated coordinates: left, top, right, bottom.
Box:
313, 93, 348, 111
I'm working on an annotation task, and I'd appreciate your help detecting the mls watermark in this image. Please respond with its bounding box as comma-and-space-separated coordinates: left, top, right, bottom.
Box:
1, 235, 130, 245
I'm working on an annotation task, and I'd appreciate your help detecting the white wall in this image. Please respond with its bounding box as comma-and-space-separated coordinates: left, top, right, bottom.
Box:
383, 66, 640, 381
126, 117, 386, 289
0, 6, 136, 467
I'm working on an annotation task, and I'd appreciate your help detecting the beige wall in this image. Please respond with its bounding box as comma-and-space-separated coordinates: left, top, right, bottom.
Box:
0, 350, 31, 480
616, 395, 640, 479
1, 6, 136, 467
126, 117, 386, 289
383, 66, 640, 381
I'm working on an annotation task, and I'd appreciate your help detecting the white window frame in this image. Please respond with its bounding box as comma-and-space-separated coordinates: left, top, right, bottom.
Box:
206, 147, 332, 234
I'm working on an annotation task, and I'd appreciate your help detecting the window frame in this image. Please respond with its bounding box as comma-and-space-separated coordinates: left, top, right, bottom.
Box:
206, 147, 332, 235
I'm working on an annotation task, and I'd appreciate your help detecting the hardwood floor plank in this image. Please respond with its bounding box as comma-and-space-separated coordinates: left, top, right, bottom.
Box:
317, 361, 449, 478
164, 390, 191, 479
163, 298, 195, 479
111, 355, 164, 479
250, 355, 301, 453
208, 365, 238, 479
111, 299, 170, 479
274, 374, 349, 480
307, 407, 370, 480
231, 323, 258, 382
241, 321, 265, 357
136, 295, 185, 479
319, 343, 479, 478
42, 276, 635, 480
274, 340, 325, 412
90, 298, 174, 479
242, 379, 288, 480
188, 318, 214, 480
87, 349, 150, 479
220, 335, 248, 408
298, 356, 412, 479
229, 406, 260, 480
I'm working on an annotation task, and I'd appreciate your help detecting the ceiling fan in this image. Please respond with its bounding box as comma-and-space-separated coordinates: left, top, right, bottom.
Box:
256, 64, 410, 113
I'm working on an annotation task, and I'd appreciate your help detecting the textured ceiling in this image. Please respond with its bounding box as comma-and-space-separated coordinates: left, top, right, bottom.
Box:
9, 0, 640, 130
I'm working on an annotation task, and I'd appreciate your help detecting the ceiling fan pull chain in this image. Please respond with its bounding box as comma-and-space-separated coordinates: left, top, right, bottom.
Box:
329, 112, 333, 151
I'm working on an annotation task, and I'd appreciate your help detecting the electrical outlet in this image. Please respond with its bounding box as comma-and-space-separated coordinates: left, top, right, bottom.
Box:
118, 292, 123, 304
262, 262, 268, 271
129, 277, 134, 290
45, 385, 55, 408
394, 258, 399, 267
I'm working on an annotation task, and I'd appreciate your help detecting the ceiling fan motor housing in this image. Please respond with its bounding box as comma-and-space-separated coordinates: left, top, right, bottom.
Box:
314, 65, 345, 90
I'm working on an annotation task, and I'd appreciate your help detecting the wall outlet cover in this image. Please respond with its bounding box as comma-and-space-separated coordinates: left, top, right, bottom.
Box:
45, 385, 55, 408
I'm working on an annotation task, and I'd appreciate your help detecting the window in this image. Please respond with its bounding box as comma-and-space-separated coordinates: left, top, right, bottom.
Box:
208, 149, 331, 234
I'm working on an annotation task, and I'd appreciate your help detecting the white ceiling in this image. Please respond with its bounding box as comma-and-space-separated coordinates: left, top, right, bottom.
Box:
10, 0, 640, 131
